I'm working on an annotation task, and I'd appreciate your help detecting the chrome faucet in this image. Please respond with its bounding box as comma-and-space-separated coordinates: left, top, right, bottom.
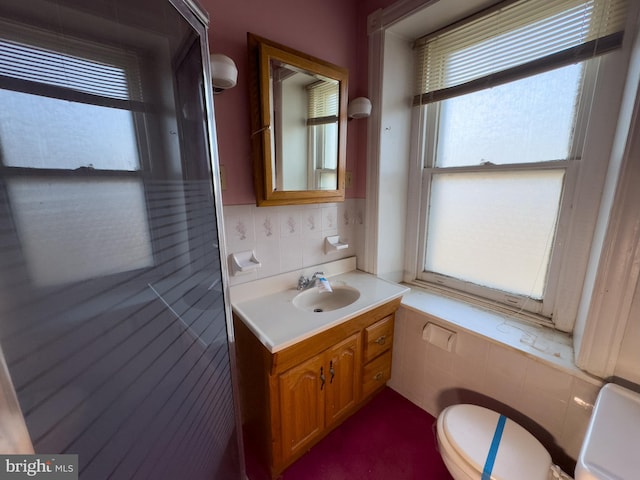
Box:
297, 271, 324, 291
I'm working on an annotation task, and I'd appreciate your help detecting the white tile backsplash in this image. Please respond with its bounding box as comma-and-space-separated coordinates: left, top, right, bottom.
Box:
321, 204, 338, 230
426, 338, 455, 374
302, 208, 321, 235
279, 206, 301, 237
451, 331, 489, 392
224, 204, 255, 252
253, 206, 279, 241
223, 199, 364, 284
486, 341, 530, 380
523, 359, 574, 402
301, 230, 324, 266
279, 234, 303, 272
560, 379, 600, 458
254, 238, 281, 279
518, 387, 569, 439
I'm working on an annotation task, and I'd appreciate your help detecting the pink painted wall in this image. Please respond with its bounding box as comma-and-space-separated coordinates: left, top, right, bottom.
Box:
199, 0, 393, 204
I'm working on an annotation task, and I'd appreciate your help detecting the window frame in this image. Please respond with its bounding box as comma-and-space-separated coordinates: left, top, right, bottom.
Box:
415, 59, 601, 320
405, 31, 630, 330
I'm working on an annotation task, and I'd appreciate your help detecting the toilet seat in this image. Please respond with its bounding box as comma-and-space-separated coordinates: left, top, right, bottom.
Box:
437, 404, 551, 480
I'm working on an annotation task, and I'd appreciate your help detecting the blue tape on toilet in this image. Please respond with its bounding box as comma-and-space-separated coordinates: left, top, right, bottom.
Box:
482, 414, 506, 480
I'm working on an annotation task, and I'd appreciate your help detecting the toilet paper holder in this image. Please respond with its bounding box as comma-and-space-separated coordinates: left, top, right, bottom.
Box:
422, 322, 456, 352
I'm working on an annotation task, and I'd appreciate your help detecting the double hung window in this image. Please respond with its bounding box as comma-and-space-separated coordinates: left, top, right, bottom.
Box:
307, 80, 339, 189
0, 21, 153, 286
412, 0, 628, 321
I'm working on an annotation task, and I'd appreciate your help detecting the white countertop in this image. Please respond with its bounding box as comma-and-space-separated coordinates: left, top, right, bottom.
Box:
230, 259, 409, 353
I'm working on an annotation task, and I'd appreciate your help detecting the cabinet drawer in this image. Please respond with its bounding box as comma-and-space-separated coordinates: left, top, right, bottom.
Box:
364, 315, 394, 362
362, 350, 391, 398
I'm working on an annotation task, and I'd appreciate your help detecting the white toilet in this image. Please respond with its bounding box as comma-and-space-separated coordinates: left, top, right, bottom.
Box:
436, 383, 640, 480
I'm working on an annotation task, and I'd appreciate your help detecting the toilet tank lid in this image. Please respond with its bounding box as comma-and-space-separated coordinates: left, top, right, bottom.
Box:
576, 383, 640, 480
440, 404, 551, 480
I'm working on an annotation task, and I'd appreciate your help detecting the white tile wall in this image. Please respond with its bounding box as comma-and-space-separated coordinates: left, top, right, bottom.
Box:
223, 199, 364, 285
389, 306, 602, 471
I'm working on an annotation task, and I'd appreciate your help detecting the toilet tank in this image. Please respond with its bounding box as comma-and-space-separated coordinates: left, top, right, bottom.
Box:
575, 383, 640, 480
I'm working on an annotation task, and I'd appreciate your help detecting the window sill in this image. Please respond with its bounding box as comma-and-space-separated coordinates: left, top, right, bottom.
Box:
400, 283, 601, 386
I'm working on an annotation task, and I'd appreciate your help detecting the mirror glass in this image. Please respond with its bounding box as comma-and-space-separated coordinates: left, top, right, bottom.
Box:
249, 34, 348, 206
271, 60, 339, 191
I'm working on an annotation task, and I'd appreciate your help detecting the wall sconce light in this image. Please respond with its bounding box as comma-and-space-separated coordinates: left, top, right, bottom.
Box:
347, 97, 372, 119
210, 53, 238, 94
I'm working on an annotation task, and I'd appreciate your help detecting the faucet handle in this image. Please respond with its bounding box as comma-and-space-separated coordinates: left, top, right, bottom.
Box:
297, 272, 326, 290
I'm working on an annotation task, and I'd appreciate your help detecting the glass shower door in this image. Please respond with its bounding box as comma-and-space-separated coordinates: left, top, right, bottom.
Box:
0, 0, 242, 478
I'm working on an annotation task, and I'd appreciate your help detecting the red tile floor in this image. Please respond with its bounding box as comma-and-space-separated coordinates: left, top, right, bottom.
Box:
245, 387, 454, 479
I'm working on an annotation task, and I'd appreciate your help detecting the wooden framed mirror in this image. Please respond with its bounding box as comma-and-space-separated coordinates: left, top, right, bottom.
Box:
248, 33, 348, 206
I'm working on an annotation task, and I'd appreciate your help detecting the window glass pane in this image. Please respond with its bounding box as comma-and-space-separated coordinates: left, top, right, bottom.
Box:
317, 171, 337, 189
425, 170, 564, 298
435, 64, 582, 167
7, 177, 153, 286
0, 89, 140, 170
315, 123, 338, 170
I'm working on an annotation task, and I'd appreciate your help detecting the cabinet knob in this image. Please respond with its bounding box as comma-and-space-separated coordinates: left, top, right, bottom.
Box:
374, 372, 384, 381
375, 335, 386, 345
329, 361, 335, 384
320, 367, 326, 390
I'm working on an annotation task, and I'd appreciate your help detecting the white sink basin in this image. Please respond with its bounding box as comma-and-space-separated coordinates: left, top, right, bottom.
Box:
293, 286, 360, 313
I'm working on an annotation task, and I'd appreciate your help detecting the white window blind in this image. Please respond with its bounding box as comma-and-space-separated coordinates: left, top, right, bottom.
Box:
0, 19, 144, 171
0, 39, 131, 100
0, 19, 142, 105
414, 0, 628, 104
307, 80, 339, 126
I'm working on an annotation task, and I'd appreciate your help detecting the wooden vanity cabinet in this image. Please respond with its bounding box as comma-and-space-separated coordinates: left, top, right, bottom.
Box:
233, 298, 400, 478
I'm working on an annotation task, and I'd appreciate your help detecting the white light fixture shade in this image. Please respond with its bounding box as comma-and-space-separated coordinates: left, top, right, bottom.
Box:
348, 97, 372, 119
210, 53, 238, 91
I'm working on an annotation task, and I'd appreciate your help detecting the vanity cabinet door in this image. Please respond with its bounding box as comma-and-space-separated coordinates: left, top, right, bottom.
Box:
278, 333, 361, 464
325, 333, 361, 429
279, 353, 326, 461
